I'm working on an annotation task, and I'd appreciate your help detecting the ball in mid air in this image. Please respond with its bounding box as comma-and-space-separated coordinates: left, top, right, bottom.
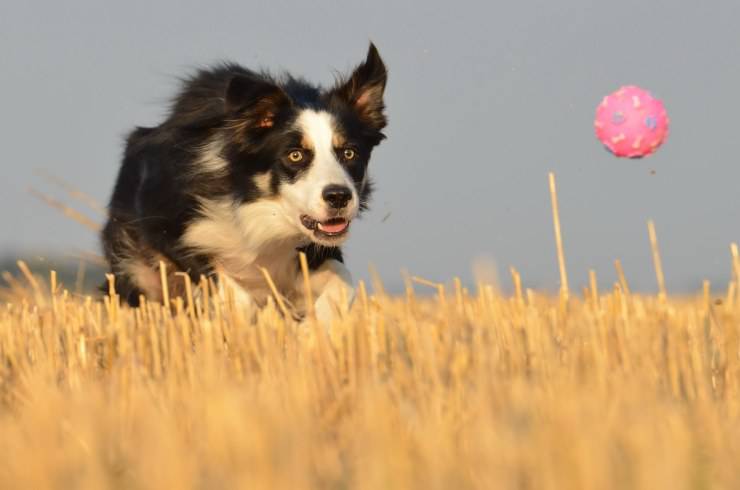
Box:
594, 86, 669, 158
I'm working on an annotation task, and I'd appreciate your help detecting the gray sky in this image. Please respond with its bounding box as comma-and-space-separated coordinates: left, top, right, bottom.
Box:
2, 0, 739, 293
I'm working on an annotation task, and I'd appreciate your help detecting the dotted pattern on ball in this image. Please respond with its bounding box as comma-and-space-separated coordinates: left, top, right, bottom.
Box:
594, 86, 670, 158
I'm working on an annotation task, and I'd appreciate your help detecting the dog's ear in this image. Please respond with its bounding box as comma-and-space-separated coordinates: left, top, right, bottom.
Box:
331, 43, 387, 131
226, 76, 291, 128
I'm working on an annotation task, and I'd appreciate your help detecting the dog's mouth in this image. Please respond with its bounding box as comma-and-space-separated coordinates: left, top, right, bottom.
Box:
300, 215, 351, 239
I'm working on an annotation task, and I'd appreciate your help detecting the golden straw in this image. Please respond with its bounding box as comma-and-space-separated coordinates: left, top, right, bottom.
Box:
548, 172, 569, 300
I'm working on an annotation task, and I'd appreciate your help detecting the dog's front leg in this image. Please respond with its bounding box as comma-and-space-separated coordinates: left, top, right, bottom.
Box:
308, 259, 355, 325
217, 274, 256, 311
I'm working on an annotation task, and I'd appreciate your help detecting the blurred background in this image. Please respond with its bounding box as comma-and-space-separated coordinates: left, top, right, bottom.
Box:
1, 0, 739, 293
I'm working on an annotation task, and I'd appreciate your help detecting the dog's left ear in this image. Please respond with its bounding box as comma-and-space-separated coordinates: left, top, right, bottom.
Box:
331, 43, 388, 131
226, 76, 291, 128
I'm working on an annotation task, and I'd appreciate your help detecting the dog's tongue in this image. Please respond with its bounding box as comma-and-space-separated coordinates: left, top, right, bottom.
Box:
318, 219, 348, 234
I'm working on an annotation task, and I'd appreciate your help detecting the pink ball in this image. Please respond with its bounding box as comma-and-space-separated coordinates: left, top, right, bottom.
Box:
594, 85, 669, 158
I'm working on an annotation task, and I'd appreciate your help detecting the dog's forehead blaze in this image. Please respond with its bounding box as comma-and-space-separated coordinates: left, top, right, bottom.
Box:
301, 130, 346, 150
295, 109, 340, 151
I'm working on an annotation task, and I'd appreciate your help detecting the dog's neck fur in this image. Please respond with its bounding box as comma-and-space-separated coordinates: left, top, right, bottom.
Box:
182, 196, 311, 305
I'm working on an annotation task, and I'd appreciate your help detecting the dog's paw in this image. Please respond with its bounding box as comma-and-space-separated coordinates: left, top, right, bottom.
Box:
313, 284, 354, 327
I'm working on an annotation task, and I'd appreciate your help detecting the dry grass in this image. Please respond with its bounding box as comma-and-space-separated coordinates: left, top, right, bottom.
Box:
1, 265, 740, 490
5, 173, 740, 489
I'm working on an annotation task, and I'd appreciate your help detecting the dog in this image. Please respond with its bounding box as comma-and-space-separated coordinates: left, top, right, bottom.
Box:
102, 44, 387, 321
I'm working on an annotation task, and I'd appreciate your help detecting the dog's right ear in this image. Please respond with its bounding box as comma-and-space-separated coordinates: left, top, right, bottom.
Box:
330, 43, 388, 132
225, 76, 291, 128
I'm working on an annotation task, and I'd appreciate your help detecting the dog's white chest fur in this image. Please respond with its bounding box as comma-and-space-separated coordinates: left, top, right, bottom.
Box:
182, 197, 353, 319
219, 244, 302, 308
183, 198, 300, 300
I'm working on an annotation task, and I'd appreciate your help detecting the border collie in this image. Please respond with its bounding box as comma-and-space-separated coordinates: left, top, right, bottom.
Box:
102, 44, 387, 321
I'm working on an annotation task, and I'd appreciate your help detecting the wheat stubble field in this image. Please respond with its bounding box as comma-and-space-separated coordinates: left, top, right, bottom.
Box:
2, 176, 740, 489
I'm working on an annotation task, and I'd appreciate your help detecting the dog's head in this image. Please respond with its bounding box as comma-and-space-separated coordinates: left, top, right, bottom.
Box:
220, 44, 387, 247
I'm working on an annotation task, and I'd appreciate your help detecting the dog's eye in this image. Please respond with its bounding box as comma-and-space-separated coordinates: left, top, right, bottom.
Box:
287, 150, 305, 163
342, 148, 356, 161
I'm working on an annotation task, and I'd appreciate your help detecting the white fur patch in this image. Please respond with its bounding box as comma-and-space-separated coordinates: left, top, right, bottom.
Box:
309, 259, 355, 325
235, 199, 304, 255
182, 197, 358, 320
182, 199, 245, 260
126, 259, 162, 300
194, 136, 227, 173
182, 197, 306, 306
217, 273, 255, 309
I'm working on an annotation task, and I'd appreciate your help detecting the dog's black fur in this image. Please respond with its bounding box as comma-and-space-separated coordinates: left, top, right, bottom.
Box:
102, 44, 387, 308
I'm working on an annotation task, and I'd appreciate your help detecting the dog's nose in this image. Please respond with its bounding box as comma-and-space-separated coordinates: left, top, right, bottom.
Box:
322, 184, 352, 209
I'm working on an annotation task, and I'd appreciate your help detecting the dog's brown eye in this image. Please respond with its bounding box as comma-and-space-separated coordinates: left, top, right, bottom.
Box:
288, 150, 304, 163
342, 148, 356, 160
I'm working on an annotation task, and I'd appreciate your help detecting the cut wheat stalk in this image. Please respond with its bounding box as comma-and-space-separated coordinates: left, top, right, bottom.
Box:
548, 172, 569, 301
